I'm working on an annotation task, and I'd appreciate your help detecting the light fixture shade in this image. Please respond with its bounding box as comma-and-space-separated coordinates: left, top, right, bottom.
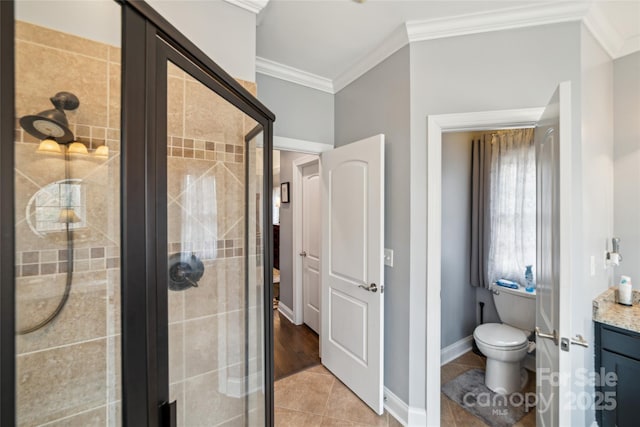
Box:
36, 138, 62, 154
58, 208, 81, 223
94, 145, 109, 159
67, 141, 89, 156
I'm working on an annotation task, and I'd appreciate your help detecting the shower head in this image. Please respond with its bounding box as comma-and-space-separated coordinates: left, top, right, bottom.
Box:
19, 92, 79, 144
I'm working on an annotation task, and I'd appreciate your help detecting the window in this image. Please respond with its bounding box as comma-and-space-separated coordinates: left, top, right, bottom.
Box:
27, 179, 86, 235
487, 130, 536, 284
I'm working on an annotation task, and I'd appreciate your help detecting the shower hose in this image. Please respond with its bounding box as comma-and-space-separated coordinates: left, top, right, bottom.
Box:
18, 147, 74, 335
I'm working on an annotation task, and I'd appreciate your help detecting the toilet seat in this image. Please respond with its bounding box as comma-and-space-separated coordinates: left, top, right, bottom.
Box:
474, 323, 528, 350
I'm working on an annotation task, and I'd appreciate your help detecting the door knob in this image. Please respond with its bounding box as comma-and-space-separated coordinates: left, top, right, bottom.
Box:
535, 327, 558, 345
358, 283, 377, 292
299, 251, 307, 257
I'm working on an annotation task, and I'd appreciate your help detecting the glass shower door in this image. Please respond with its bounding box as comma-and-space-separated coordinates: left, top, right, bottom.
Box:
161, 47, 268, 426
3, 2, 273, 424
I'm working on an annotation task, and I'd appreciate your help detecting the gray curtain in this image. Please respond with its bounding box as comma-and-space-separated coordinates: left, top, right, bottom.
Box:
470, 135, 492, 288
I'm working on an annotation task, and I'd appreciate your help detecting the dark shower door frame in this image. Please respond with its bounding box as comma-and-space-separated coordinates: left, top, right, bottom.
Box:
0, 1, 276, 425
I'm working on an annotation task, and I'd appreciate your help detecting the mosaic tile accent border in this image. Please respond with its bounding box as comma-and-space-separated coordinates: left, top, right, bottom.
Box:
16, 238, 245, 277
168, 136, 244, 162
16, 246, 120, 277
168, 239, 244, 261
15, 119, 120, 153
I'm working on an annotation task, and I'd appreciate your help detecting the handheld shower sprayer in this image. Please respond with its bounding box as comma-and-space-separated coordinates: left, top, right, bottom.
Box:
17, 92, 81, 335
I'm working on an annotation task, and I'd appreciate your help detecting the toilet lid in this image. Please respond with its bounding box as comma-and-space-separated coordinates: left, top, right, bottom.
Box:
474, 323, 528, 348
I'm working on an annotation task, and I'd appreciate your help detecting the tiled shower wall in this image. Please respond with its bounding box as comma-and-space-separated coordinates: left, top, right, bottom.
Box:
14, 21, 122, 427
15, 21, 262, 426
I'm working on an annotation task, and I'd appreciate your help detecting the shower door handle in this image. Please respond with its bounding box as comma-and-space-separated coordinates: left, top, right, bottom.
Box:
160, 400, 176, 427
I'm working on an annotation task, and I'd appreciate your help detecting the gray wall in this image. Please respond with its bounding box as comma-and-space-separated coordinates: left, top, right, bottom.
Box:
257, 73, 334, 145
334, 46, 411, 401
335, 22, 586, 407
440, 132, 477, 348
277, 150, 311, 309
613, 51, 640, 290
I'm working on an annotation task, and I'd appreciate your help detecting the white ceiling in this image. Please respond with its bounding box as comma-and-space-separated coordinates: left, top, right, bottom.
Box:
254, 0, 640, 90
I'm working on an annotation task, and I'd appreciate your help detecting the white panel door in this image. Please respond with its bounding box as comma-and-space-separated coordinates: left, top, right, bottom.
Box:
302, 162, 321, 333
535, 82, 572, 427
321, 134, 384, 414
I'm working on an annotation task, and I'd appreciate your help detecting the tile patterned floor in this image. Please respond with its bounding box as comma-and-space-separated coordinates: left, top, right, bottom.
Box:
441, 351, 536, 427
274, 351, 536, 426
275, 365, 403, 426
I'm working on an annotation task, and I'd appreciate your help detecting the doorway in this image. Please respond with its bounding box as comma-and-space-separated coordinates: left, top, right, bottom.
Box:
426, 95, 575, 426
439, 129, 537, 426
1, 1, 275, 425
272, 150, 321, 380
293, 155, 321, 332
276, 135, 384, 419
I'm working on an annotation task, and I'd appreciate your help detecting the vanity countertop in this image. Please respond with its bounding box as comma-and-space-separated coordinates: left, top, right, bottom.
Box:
593, 287, 640, 334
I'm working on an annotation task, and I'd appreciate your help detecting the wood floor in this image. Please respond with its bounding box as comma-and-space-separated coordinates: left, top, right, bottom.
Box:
273, 310, 320, 381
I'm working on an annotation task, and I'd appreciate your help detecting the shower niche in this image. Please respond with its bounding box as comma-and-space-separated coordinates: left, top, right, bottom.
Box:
5, 0, 275, 426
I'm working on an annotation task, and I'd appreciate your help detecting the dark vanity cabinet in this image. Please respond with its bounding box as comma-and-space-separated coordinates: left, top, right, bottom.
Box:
595, 322, 640, 427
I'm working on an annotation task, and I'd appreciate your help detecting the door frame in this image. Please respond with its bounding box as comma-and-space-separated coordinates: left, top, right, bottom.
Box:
425, 107, 546, 425
291, 155, 320, 325
0, 2, 16, 426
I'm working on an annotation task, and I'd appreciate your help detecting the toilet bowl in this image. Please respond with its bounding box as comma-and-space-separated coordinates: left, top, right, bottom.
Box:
474, 323, 530, 394
473, 284, 536, 394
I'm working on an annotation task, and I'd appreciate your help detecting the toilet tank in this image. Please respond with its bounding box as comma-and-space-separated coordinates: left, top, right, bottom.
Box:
492, 284, 536, 332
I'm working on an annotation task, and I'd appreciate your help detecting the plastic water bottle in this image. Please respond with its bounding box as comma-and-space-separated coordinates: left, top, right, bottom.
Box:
525, 265, 535, 292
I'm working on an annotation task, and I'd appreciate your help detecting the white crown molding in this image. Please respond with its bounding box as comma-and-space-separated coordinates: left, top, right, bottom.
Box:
619, 35, 640, 59
406, 2, 589, 43
333, 2, 592, 93
223, 0, 269, 15
256, 57, 334, 94
582, 3, 625, 59
333, 24, 409, 93
257, 1, 635, 95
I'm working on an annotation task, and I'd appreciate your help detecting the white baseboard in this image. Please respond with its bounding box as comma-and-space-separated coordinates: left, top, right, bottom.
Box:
383, 387, 429, 427
407, 407, 428, 426
384, 387, 408, 426
277, 302, 295, 324
441, 335, 474, 365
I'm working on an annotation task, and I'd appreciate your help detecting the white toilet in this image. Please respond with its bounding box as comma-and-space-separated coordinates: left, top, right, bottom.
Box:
473, 283, 536, 394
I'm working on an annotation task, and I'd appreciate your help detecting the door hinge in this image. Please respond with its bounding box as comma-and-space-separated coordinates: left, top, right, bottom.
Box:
381, 285, 384, 294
